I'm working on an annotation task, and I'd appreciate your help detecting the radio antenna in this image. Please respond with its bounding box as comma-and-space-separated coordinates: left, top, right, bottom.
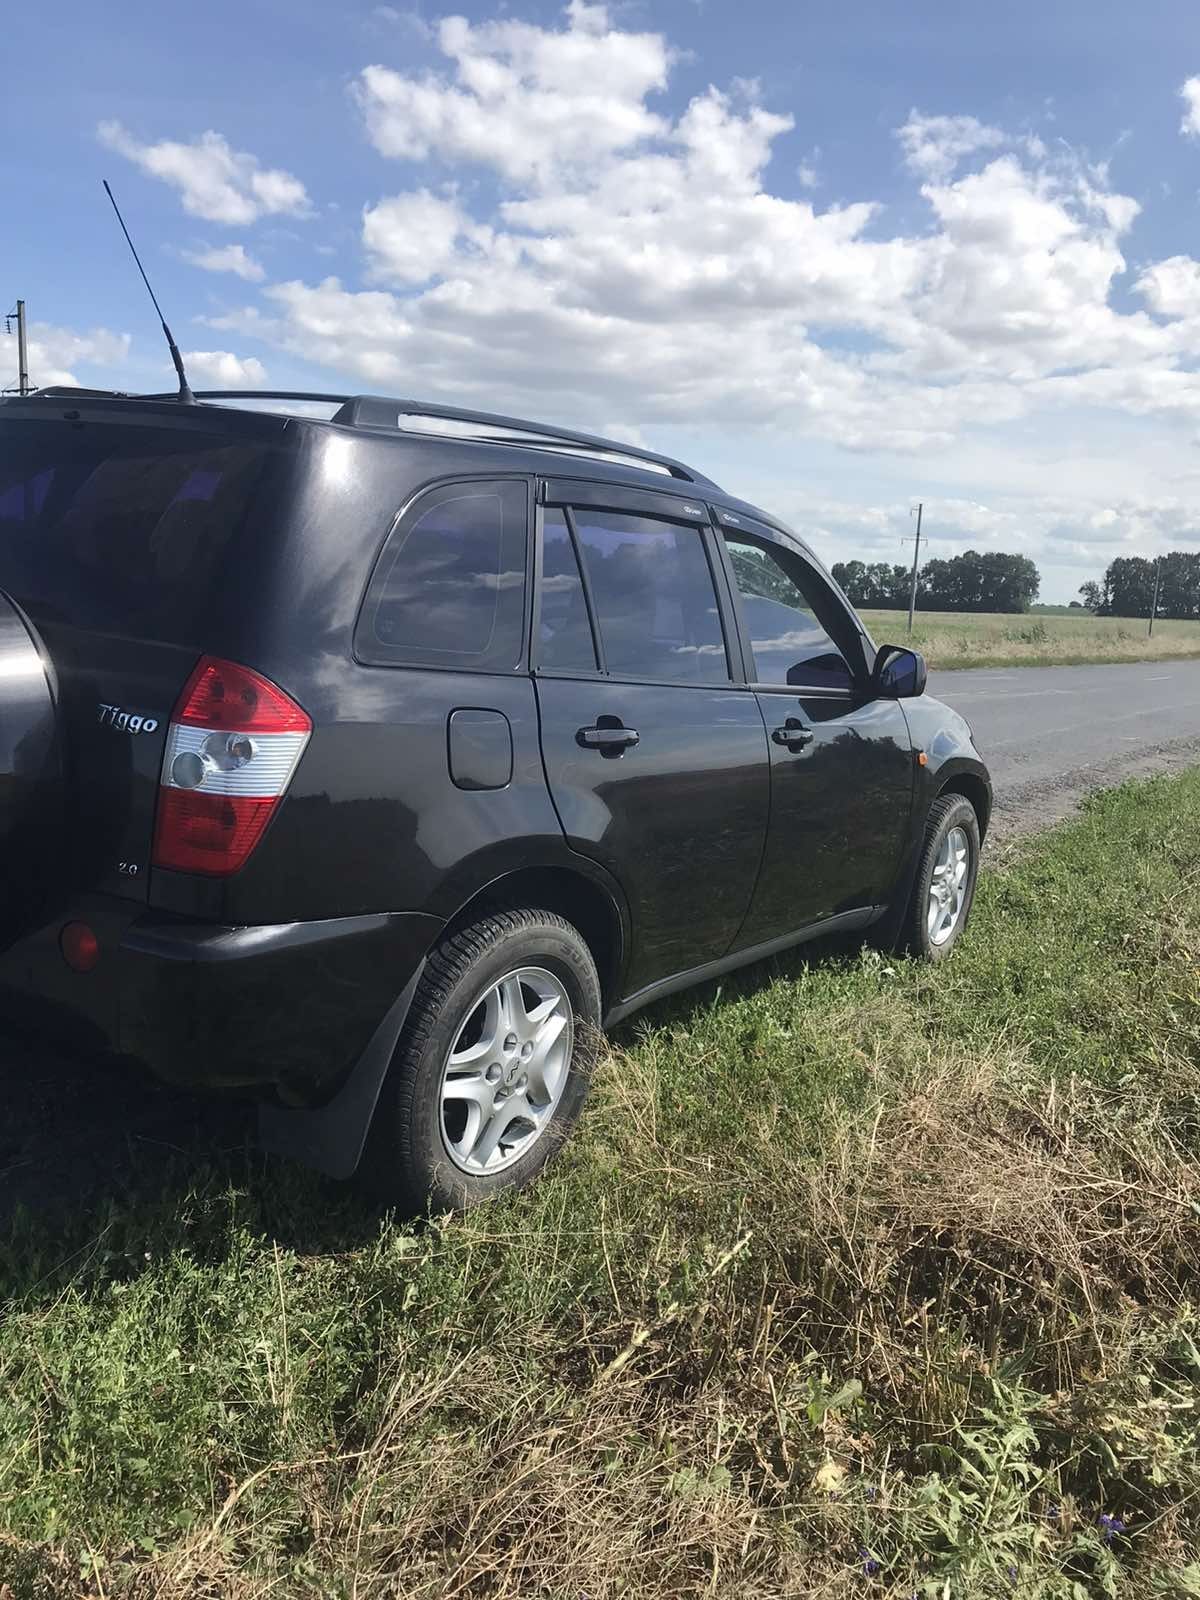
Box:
102, 179, 195, 404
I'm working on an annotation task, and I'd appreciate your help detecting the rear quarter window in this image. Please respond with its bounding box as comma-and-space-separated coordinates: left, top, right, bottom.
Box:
356, 479, 530, 671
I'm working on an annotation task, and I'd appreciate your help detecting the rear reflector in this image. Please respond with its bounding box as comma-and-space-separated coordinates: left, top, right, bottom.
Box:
61, 922, 100, 972
153, 656, 311, 877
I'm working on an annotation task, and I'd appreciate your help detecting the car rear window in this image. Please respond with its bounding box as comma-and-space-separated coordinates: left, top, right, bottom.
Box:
0, 419, 274, 639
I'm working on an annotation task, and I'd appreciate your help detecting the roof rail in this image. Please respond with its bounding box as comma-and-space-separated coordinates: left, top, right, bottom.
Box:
185, 390, 709, 485
332, 395, 706, 484
145, 389, 352, 406
28, 387, 713, 488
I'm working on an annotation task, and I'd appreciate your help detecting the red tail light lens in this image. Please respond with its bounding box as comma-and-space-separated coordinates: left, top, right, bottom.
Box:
154, 790, 279, 876
174, 656, 311, 733
153, 656, 311, 877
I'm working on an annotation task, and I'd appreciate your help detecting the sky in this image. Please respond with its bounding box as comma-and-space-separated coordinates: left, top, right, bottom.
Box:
6, 1, 1200, 601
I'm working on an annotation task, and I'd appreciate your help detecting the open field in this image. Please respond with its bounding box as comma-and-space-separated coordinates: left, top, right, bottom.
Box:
3, 772, 1200, 1598
860, 606, 1200, 669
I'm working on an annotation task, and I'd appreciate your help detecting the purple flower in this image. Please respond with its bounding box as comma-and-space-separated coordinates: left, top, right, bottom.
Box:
860, 1549, 881, 1577
1099, 1513, 1126, 1544
864, 1484, 877, 1502
1007, 1564, 1018, 1583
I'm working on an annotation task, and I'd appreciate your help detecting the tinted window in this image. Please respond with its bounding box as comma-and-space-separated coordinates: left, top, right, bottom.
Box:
359, 480, 528, 670
572, 511, 729, 683
538, 509, 598, 673
724, 537, 854, 691
0, 420, 272, 640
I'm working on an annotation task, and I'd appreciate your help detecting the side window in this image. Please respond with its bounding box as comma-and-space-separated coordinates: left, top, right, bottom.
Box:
538, 509, 599, 673
723, 536, 855, 691
571, 511, 730, 684
357, 480, 528, 670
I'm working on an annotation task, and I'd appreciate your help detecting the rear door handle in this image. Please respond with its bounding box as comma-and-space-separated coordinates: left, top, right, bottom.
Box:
771, 718, 814, 751
577, 724, 640, 753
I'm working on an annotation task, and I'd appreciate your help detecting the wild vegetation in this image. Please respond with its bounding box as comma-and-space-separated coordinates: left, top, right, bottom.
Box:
1081, 553, 1200, 620
861, 606, 1200, 669
1, 770, 1199, 1596
833, 550, 1041, 613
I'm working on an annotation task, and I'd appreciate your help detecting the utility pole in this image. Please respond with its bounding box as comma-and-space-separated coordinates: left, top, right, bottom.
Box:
5, 301, 30, 395
906, 502, 923, 637
1148, 555, 1162, 638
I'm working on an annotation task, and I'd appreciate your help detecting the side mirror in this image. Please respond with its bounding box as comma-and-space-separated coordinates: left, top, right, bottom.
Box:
872, 644, 927, 699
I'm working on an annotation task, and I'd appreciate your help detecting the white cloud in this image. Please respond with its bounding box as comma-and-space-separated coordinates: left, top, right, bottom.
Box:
897, 112, 1007, 179
1136, 255, 1200, 319
72, 3, 1200, 596
182, 350, 268, 387
4, 322, 130, 390
362, 189, 485, 284
98, 122, 310, 225
796, 149, 820, 189
209, 0, 1195, 459
182, 243, 266, 281
1180, 76, 1200, 138
356, 0, 671, 183
775, 488, 1200, 589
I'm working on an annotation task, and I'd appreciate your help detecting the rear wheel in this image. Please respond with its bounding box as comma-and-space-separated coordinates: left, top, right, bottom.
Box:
901, 794, 981, 961
363, 907, 601, 1213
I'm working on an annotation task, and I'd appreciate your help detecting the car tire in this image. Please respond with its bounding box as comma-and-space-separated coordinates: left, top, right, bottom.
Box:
901, 794, 981, 962
363, 907, 602, 1213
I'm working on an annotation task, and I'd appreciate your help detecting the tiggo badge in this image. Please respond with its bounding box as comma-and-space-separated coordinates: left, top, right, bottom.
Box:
97, 702, 160, 735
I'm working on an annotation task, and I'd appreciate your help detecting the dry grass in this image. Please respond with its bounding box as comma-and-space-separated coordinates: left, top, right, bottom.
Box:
3, 772, 1200, 1597
68, 1046, 1196, 1600
859, 607, 1200, 669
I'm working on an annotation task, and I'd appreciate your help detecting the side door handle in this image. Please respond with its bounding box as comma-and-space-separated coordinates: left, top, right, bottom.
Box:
577, 723, 640, 755
771, 717, 814, 752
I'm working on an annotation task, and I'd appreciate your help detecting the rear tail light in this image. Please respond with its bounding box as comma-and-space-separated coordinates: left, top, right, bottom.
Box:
152, 656, 311, 876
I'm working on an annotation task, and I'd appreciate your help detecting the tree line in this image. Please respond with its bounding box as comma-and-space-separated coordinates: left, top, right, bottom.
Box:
831, 550, 1041, 614
1079, 554, 1200, 619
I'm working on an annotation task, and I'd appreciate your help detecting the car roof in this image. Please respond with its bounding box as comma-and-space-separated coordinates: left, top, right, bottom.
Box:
1, 385, 804, 552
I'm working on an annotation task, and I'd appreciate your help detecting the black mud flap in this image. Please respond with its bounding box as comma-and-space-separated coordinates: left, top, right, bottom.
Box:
258, 961, 425, 1181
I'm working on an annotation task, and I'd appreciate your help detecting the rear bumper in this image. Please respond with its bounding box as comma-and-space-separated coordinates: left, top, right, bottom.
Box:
0, 899, 442, 1102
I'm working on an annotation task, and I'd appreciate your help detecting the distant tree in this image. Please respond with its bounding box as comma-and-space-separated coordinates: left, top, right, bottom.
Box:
831, 560, 910, 608
1089, 551, 1200, 619
1068, 600, 1083, 608
1104, 556, 1158, 618
730, 543, 796, 605
919, 550, 1040, 613
1156, 551, 1200, 620
834, 550, 1039, 612
831, 560, 867, 602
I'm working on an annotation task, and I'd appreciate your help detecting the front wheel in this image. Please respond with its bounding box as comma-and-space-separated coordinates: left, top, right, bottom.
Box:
901, 794, 981, 961
362, 907, 601, 1213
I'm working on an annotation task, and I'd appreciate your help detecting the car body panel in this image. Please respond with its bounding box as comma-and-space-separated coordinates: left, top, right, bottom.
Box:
535, 675, 770, 992
732, 689, 915, 948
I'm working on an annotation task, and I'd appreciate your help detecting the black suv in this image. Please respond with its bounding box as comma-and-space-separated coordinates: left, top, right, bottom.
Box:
0, 388, 990, 1209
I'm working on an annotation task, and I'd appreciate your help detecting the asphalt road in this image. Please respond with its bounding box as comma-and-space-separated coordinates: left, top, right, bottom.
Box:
928, 658, 1200, 837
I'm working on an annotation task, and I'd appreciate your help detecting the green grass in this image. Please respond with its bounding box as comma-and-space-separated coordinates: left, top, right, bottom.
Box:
860, 606, 1200, 670
3, 774, 1200, 1596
